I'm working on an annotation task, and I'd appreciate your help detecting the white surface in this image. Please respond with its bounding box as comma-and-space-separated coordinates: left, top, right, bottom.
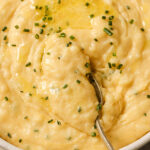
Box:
0, 132, 150, 150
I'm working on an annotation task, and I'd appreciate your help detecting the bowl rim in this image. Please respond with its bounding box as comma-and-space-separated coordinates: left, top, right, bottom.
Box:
120, 132, 150, 150
0, 132, 150, 150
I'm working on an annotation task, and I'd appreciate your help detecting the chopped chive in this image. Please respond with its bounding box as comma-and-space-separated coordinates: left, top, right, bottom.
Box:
40, 29, 44, 34
7, 133, 12, 138
23, 29, 30, 32
94, 38, 98, 42
130, 19, 134, 24
102, 16, 106, 19
19, 139, 22, 143
117, 64, 123, 69
78, 106, 82, 113
141, 28, 145, 32
76, 80, 81, 84
42, 17, 47, 21
94, 124, 97, 129
66, 41, 72, 47
42, 24, 46, 28
3, 35, 7, 41
103, 28, 113, 36
58, 0, 61, 4
45, 5, 49, 10
147, 95, 150, 98
39, 6, 43, 10
48, 17, 53, 21
109, 16, 114, 20
24, 116, 28, 119
89, 14, 94, 18
59, 33, 66, 37
15, 25, 19, 29
85, 62, 90, 68
112, 63, 116, 67
67, 136, 72, 141
110, 42, 113, 45
126, 6, 130, 10
110, 27, 113, 30
108, 20, 112, 26
34, 23, 39, 26
29, 93, 32, 96
47, 52, 51, 55
108, 62, 112, 68
63, 84, 68, 89
2, 26, 7, 32
69, 35, 75, 40
4, 96, 8, 101
57, 120, 61, 125
105, 10, 109, 14
11, 44, 16, 47
33, 85, 36, 89
91, 132, 96, 137
33, 68, 36, 72
144, 113, 147, 116
45, 96, 49, 100
56, 27, 62, 33
112, 52, 116, 56
85, 2, 90, 6
35, 34, 39, 39
35, 5, 38, 9
34, 129, 39, 132
48, 119, 53, 123
45, 5, 49, 16
25, 62, 31, 67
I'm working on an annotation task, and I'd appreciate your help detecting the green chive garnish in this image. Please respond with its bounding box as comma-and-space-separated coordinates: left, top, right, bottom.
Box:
147, 95, 150, 98
4, 96, 8, 101
91, 132, 96, 137
103, 28, 113, 36
70, 35, 75, 40
117, 64, 123, 69
7, 133, 12, 138
25, 62, 31, 67
76, 80, 81, 84
2, 26, 7, 32
63, 84, 68, 89
35, 34, 39, 39
78, 106, 82, 113
59, 33, 66, 37
57, 120, 61, 125
15, 25, 19, 29
23, 29, 30, 32
48, 119, 53, 123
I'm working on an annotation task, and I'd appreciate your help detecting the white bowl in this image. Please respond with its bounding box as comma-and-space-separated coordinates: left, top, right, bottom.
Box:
0, 133, 150, 150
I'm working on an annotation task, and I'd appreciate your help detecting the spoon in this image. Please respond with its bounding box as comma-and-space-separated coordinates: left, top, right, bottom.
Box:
87, 73, 114, 150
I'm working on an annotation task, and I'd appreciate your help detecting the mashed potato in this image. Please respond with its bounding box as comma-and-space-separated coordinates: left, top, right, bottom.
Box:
0, 0, 150, 150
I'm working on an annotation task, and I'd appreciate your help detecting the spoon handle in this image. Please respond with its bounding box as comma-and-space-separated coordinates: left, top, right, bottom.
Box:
96, 119, 114, 150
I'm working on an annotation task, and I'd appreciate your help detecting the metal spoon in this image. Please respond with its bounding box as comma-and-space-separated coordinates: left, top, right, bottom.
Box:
87, 73, 114, 150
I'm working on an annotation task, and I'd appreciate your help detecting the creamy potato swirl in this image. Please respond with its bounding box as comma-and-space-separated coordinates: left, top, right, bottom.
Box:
0, 0, 150, 150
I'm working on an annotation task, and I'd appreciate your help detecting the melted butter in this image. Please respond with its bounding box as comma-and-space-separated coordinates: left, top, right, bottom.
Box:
33, 0, 115, 29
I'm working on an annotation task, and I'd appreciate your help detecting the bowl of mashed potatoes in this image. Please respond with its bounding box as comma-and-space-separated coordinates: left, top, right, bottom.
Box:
0, 0, 150, 150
